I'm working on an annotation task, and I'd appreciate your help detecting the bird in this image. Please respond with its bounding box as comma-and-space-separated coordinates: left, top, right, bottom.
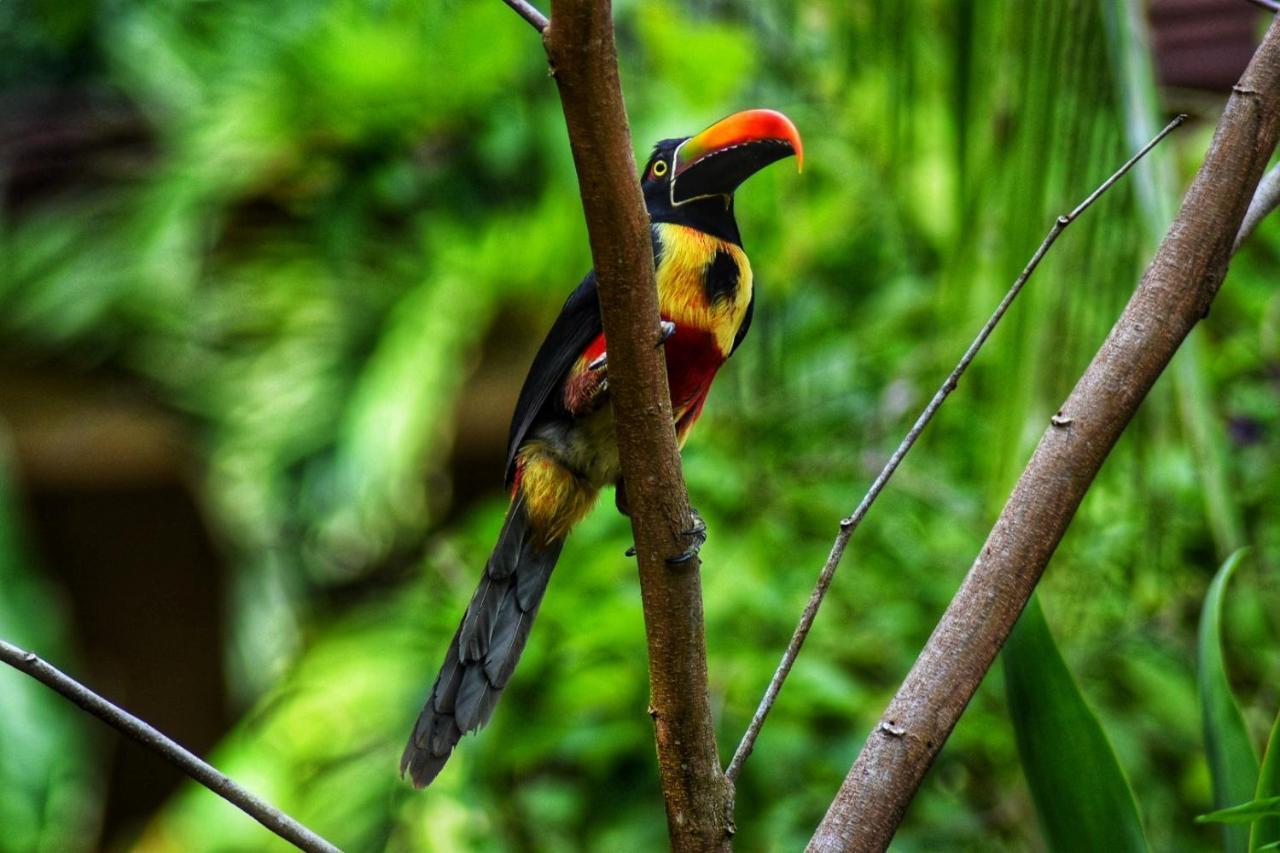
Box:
401, 108, 803, 788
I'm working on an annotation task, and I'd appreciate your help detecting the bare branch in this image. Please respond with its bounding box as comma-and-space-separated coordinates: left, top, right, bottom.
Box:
724, 114, 1186, 784
541, 1, 732, 849
501, 0, 548, 32
1234, 162, 1280, 250
0, 638, 340, 853
808, 17, 1280, 852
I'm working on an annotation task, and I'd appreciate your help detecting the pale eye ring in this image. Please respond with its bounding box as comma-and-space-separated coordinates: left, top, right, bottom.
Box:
653, 160, 669, 177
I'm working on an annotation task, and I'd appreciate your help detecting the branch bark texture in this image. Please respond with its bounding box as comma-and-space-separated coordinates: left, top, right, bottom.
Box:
541, 2, 733, 849
809, 18, 1280, 852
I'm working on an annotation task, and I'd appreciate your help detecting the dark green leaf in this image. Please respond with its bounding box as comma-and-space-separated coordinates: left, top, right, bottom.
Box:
1252, 712, 1280, 851
1198, 549, 1260, 853
1197, 796, 1280, 825
1004, 594, 1148, 853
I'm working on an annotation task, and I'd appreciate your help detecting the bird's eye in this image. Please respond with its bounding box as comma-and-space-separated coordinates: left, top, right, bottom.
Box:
652, 160, 668, 177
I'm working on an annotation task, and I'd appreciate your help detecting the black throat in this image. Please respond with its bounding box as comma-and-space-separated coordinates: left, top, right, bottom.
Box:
645, 190, 743, 247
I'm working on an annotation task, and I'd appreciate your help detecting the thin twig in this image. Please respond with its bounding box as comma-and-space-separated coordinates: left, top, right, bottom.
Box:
0, 638, 341, 853
1247, 0, 1280, 13
1234, 163, 1280, 250
724, 113, 1186, 784
501, 0, 549, 32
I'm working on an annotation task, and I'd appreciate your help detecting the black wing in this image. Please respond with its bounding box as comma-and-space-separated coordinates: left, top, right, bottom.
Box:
503, 271, 602, 484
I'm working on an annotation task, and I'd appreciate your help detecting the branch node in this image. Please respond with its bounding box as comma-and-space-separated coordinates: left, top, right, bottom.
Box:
1050, 413, 1073, 428
878, 720, 907, 738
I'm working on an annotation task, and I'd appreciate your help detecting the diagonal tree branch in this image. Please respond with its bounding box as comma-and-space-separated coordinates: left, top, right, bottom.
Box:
809, 16, 1280, 852
725, 114, 1185, 784
501, 0, 548, 32
0, 639, 340, 853
540, 1, 733, 849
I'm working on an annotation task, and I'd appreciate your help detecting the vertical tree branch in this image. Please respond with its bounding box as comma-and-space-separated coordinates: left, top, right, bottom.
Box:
809, 17, 1280, 852
541, 2, 733, 849
0, 639, 340, 853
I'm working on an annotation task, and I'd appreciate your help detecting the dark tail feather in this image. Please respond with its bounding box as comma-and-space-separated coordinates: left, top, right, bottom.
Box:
401, 494, 562, 787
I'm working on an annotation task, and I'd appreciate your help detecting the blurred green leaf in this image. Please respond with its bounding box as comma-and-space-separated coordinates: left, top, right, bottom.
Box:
1199, 548, 1260, 853
1252, 712, 1280, 852
0, 446, 98, 853
1198, 796, 1280, 825
1004, 594, 1148, 853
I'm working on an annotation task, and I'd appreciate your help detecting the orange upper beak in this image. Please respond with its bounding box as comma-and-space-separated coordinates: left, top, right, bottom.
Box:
670, 109, 803, 204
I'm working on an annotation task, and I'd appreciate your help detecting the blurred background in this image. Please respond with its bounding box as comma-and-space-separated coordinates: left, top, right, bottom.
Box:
1, 0, 1278, 850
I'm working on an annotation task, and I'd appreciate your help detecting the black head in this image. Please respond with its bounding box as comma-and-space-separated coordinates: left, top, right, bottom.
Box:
641, 109, 803, 246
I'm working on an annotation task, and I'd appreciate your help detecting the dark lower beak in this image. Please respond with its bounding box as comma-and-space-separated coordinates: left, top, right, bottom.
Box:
670, 109, 803, 205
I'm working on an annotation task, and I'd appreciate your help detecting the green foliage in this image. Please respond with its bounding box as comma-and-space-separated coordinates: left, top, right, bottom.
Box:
1254, 713, 1280, 851
1199, 797, 1280, 826
1005, 595, 1148, 853
0, 456, 97, 853
1199, 550, 1262, 853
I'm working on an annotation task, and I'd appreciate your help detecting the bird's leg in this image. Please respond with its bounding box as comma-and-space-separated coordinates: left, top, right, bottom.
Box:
657, 320, 676, 347
590, 320, 674, 373
624, 506, 708, 563
615, 480, 630, 517
667, 506, 707, 565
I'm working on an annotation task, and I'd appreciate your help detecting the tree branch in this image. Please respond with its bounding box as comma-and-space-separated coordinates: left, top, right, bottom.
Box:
809, 17, 1280, 852
1246, 0, 1280, 14
724, 113, 1185, 784
501, 0, 548, 32
541, 2, 733, 849
0, 638, 340, 853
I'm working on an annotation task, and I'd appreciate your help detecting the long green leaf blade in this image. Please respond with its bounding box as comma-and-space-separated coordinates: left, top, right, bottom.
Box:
1197, 795, 1280, 825
1198, 548, 1260, 853
1004, 594, 1148, 853
1252, 712, 1280, 851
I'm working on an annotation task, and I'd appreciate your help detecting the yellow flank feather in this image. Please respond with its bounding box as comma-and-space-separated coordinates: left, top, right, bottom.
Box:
516, 443, 600, 543
654, 223, 753, 356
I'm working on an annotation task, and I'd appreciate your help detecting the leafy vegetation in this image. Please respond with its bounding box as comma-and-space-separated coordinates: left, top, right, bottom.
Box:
1, 0, 1278, 851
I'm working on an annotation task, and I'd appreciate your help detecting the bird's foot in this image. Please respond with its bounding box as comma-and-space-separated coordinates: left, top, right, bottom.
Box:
657, 320, 676, 347
667, 506, 707, 565
623, 507, 707, 563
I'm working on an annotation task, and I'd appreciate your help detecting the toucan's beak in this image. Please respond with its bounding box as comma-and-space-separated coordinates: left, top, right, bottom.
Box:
671, 109, 803, 205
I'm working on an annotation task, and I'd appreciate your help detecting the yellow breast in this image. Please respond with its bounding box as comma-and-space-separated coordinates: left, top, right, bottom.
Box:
653, 222, 753, 357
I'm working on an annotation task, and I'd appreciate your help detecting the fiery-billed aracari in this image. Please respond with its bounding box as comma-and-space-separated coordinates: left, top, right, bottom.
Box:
402, 109, 803, 787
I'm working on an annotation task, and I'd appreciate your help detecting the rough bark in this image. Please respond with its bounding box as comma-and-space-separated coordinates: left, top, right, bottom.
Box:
809, 16, 1280, 853
542, 2, 734, 849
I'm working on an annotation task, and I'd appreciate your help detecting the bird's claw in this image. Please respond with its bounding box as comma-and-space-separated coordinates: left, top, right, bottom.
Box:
657, 320, 676, 347
667, 506, 707, 565
624, 507, 707, 563
594, 323, 671, 375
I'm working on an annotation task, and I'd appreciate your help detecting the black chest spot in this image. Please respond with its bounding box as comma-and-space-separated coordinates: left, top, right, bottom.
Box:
705, 249, 740, 305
